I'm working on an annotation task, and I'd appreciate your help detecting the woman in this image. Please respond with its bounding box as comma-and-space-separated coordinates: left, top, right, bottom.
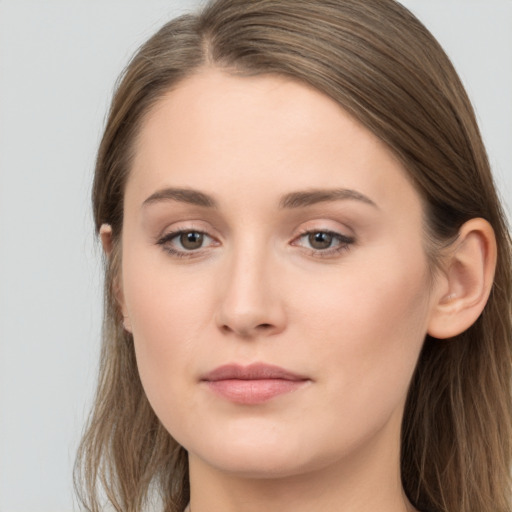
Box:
75, 1, 512, 511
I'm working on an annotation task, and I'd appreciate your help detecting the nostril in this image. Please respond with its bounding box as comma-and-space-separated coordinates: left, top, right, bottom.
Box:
219, 322, 277, 337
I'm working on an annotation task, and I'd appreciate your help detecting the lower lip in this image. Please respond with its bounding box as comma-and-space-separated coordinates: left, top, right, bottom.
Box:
204, 379, 308, 404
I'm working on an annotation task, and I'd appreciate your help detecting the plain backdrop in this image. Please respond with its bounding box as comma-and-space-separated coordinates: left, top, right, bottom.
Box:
0, 1, 511, 511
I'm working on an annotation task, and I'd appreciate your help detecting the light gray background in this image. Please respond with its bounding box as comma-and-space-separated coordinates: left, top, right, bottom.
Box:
0, 1, 511, 511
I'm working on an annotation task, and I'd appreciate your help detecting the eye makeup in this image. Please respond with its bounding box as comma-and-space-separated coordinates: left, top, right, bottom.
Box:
155, 225, 355, 261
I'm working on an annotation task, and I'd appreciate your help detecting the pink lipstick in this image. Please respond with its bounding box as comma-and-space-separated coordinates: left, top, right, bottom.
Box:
201, 363, 310, 404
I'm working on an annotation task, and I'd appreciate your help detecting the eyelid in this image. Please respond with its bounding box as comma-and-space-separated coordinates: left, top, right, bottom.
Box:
289, 222, 356, 258
154, 219, 217, 238
155, 222, 221, 258
292, 229, 354, 246
154, 220, 355, 259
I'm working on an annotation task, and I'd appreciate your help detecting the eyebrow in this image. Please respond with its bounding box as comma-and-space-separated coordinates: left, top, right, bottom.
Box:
142, 187, 217, 208
142, 186, 377, 210
279, 188, 378, 209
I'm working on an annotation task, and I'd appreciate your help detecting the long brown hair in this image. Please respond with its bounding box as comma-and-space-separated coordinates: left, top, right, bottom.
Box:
75, 1, 512, 511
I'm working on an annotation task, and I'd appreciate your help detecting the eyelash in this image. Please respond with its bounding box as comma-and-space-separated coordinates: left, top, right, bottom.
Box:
156, 228, 355, 259
156, 229, 215, 258
293, 229, 355, 257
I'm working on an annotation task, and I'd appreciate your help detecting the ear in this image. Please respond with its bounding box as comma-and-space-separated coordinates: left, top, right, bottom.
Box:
427, 218, 497, 339
99, 224, 132, 333
99, 223, 114, 255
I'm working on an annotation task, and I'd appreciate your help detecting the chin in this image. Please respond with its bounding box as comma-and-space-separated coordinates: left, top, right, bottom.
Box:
182, 419, 347, 480
196, 446, 315, 479
179, 419, 307, 476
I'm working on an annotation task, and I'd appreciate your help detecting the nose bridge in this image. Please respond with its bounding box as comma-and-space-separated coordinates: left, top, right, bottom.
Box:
216, 232, 285, 337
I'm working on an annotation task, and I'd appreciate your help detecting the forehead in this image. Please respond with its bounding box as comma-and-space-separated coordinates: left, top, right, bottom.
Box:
127, 68, 420, 216
134, 68, 386, 163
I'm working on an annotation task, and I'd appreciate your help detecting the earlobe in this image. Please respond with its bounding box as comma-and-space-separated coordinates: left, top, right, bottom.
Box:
427, 218, 497, 339
100, 224, 113, 255
122, 315, 133, 333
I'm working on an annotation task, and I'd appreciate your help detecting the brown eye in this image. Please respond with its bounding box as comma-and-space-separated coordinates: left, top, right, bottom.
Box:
308, 232, 333, 249
180, 231, 204, 250
292, 229, 354, 257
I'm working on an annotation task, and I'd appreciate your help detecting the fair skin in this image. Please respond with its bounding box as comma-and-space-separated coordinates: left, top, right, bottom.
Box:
101, 68, 496, 512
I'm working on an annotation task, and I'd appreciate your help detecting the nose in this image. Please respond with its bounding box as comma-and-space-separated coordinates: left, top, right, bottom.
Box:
215, 243, 287, 339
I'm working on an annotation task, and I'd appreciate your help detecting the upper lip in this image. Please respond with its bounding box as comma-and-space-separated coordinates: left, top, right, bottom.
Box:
201, 363, 309, 382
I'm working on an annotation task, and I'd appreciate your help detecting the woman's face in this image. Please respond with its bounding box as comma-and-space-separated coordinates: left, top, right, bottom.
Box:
120, 69, 439, 478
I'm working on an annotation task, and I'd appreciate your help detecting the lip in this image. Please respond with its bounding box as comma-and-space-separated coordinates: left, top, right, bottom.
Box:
201, 363, 310, 404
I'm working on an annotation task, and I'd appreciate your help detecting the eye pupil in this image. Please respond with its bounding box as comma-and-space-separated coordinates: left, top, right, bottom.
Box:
180, 232, 204, 250
309, 232, 333, 249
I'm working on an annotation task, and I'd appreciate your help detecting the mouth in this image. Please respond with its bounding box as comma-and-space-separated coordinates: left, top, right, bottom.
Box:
200, 363, 311, 404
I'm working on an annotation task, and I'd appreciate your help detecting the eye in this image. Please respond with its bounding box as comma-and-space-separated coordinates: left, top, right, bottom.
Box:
307, 231, 336, 250
292, 229, 354, 256
179, 231, 205, 250
156, 229, 217, 257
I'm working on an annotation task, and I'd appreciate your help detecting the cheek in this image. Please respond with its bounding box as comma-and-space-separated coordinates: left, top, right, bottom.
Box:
120, 251, 214, 415
291, 245, 431, 409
